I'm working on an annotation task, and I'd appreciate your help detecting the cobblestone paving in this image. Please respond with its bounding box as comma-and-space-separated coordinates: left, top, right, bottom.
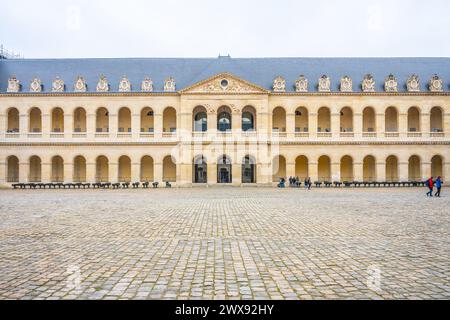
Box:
0, 187, 448, 300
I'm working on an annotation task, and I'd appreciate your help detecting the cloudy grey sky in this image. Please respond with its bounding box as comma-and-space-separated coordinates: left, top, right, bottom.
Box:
1, 0, 449, 58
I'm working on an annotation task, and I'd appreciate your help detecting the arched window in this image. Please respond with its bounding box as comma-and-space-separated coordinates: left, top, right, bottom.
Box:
295, 107, 308, 133
430, 107, 443, 133
141, 156, 154, 182
242, 155, 256, 183
407, 107, 420, 132
96, 108, 109, 133
141, 107, 154, 133
51, 108, 64, 132
193, 106, 207, 132
363, 107, 376, 133
272, 107, 286, 132
7, 108, 19, 133
340, 107, 353, 132
193, 155, 207, 183
217, 106, 232, 132
73, 108, 86, 132
217, 155, 232, 183
317, 107, 331, 132
385, 107, 398, 132
29, 108, 42, 133
242, 106, 256, 132
7, 156, 19, 182
118, 107, 131, 133
51, 156, 64, 182
163, 107, 177, 133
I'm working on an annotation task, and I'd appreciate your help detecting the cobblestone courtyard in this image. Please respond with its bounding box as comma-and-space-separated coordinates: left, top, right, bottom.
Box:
0, 188, 448, 300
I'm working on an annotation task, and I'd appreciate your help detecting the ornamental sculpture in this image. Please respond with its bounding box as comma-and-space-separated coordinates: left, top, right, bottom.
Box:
118, 76, 131, 92
295, 75, 308, 92
318, 75, 331, 92
407, 74, 420, 92
340, 76, 352, 92
428, 74, 443, 92
164, 77, 176, 92
7, 76, 20, 93
141, 77, 153, 92
30, 77, 42, 92
361, 74, 375, 92
384, 74, 398, 92
52, 76, 65, 92
96, 75, 109, 92
74, 76, 87, 92
273, 76, 286, 92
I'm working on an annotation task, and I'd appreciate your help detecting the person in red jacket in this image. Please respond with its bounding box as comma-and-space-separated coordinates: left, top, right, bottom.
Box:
426, 176, 434, 197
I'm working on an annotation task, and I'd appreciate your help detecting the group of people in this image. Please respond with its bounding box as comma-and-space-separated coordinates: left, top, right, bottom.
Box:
425, 176, 442, 197
286, 176, 312, 190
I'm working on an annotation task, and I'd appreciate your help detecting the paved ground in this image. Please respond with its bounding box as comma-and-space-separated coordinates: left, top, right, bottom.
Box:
0, 187, 448, 300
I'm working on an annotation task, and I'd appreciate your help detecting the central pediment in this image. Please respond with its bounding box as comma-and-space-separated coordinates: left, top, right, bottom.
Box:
180, 73, 269, 94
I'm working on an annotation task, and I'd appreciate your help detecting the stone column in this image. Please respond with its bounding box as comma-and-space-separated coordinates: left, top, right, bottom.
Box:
376, 161, 386, 182
19, 162, 28, 183
131, 161, 140, 182
154, 162, 163, 183
331, 161, 340, 182
0, 159, 5, 185
64, 162, 73, 183
376, 113, 385, 136
308, 112, 317, 138
257, 160, 272, 185
286, 161, 296, 179
109, 113, 118, 136
42, 113, 50, 138
0, 114, 5, 138
154, 113, 163, 139
421, 161, 431, 181
20, 114, 28, 138
354, 161, 363, 181
64, 113, 73, 136
86, 162, 96, 182
87, 113, 95, 139
309, 161, 318, 182
207, 112, 217, 136
131, 113, 140, 139
421, 111, 430, 137
286, 113, 295, 139
399, 112, 408, 138
232, 161, 241, 186
41, 161, 51, 183
330, 112, 340, 138
399, 161, 408, 181
109, 162, 118, 183
232, 112, 241, 133
354, 112, 363, 138
207, 161, 217, 185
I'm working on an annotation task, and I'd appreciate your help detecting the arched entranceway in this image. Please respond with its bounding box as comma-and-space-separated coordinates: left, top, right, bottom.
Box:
242, 155, 256, 183
317, 107, 331, 132
141, 107, 154, 133
340, 107, 353, 133
430, 107, 443, 132
272, 107, 286, 133
217, 155, 232, 183
29, 156, 42, 182
431, 155, 443, 178
295, 155, 308, 179
29, 108, 42, 132
340, 155, 354, 181
141, 156, 154, 182
386, 155, 399, 182
7, 156, 19, 182
96, 156, 109, 182
96, 107, 109, 132
408, 155, 421, 181
295, 107, 308, 133
163, 155, 176, 182
118, 155, 131, 182
385, 107, 398, 132
73, 156, 86, 182
73, 107, 87, 132
118, 107, 131, 133
7, 108, 19, 132
51, 108, 64, 132
363, 107, 376, 133
51, 156, 64, 182
163, 107, 177, 133
193, 155, 207, 183
318, 155, 331, 182
363, 155, 376, 181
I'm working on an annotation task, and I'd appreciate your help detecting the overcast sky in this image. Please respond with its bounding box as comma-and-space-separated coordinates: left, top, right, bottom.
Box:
1, 0, 449, 58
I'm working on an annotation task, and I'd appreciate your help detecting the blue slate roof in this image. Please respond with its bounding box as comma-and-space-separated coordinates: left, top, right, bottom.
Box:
0, 57, 449, 93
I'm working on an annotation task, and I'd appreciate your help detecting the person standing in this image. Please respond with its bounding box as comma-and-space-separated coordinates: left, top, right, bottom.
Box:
435, 176, 442, 197
307, 177, 312, 190
426, 176, 434, 197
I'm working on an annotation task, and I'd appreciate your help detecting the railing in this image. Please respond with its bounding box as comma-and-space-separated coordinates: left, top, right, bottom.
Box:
430, 132, 444, 137
95, 133, 110, 138
317, 132, 332, 138
50, 132, 65, 138
7, 176, 19, 183
384, 132, 399, 138
140, 132, 155, 138
72, 132, 87, 138
117, 133, 132, 138
162, 132, 177, 138
5, 132, 20, 138
407, 132, 422, 138
362, 132, 377, 138
27, 133, 42, 138
295, 132, 309, 138
271, 132, 287, 138
340, 132, 354, 138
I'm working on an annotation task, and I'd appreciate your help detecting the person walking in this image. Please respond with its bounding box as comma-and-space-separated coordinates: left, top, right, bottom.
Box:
307, 177, 312, 190
426, 176, 434, 197
435, 176, 442, 197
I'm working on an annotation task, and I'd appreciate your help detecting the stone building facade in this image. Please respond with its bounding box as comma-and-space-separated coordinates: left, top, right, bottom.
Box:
0, 57, 448, 187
